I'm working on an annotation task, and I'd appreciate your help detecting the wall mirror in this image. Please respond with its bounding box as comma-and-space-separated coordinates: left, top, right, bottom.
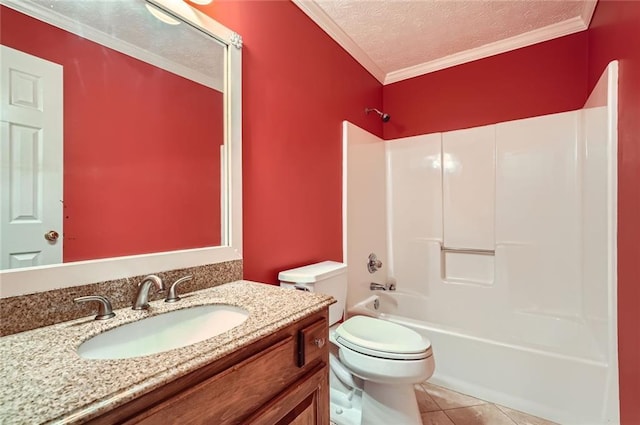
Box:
0, 0, 242, 297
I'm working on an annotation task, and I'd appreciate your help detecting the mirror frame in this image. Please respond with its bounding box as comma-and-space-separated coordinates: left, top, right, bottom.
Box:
0, 0, 242, 298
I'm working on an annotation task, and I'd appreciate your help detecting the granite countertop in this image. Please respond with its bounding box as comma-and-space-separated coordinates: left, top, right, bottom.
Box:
0, 280, 334, 424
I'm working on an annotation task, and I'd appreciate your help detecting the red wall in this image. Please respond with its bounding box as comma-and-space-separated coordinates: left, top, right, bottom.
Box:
197, 1, 382, 283
588, 1, 640, 422
1, 7, 223, 262
382, 32, 588, 139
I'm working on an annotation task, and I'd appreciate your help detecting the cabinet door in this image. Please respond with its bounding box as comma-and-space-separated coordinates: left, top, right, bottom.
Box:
127, 336, 299, 425
246, 364, 329, 425
283, 394, 317, 425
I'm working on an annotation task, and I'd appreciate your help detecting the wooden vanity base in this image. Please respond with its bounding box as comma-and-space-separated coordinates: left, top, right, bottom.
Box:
87, 309, 329, 425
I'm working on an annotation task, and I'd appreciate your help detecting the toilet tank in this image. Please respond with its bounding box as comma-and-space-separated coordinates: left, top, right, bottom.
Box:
279, 261, 347, 326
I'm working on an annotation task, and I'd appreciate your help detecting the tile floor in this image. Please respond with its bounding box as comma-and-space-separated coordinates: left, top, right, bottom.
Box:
416, 382, 558, 425
331, 382, 559, 425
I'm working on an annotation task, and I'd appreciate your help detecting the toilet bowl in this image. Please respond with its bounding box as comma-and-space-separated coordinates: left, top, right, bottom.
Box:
331, 316, 434, 425
279, 261, 435, 425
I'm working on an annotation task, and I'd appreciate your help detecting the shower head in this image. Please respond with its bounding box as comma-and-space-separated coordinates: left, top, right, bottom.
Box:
365, 107, 390, 123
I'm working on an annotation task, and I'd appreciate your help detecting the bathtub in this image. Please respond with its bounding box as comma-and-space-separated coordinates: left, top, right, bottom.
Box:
349, 292, 617, 425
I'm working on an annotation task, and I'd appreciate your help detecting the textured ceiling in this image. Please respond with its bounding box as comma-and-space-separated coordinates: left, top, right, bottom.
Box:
295, 0, 597, 84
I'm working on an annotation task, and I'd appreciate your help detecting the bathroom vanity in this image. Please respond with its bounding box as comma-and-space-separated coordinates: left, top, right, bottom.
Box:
95, 309, 329, 425
0, 281, 333, 424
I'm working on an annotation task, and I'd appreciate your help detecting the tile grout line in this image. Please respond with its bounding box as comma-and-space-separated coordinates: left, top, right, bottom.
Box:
494, 404, 521, 425
441, 408, 456, 425
439, 403, 519, 425
491, 403, 519, 425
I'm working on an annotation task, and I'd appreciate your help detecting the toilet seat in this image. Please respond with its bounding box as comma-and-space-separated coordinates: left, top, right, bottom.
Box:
335, 316, 432, 360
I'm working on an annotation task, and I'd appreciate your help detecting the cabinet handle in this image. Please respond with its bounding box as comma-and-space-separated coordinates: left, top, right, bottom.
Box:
313, 338, 326, 348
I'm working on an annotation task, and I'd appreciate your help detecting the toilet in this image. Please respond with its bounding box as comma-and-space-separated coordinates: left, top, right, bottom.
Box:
279, 261, 435, 425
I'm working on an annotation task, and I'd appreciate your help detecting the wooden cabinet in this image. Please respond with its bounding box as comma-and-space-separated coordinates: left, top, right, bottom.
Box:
246, 365, 328, 425
88, 308, 329, 425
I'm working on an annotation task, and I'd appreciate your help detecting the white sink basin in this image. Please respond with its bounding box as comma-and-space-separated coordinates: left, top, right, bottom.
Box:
77, 304, 249, 360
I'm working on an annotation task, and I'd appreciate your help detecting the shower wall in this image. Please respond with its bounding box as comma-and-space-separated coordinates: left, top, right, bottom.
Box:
343, 63, 618, 424
383, 64, 617, 422
387, 110, 591, 333
342, 122, 388, 311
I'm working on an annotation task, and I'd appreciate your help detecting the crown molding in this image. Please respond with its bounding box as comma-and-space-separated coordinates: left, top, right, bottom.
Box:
292, 0, 386, 84
581, 0, 598, 27
384, 16, 588, 85
292, 0, 592, 87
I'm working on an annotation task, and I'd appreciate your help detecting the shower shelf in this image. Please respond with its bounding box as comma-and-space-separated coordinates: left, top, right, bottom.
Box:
441, 246, 495, 256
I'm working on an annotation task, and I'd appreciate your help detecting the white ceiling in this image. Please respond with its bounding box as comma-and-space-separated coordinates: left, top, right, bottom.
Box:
293, 0, 597, 85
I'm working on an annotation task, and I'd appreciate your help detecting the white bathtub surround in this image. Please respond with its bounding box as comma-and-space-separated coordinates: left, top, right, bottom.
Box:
343, 62, 619, 424
385, 133, 442, 290
342, 122, 388, 308
441, 125, 496, 285
495, 111, 584, 319
442, 125, 495, 251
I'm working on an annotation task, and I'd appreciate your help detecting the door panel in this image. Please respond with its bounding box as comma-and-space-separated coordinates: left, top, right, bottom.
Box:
0, 45, 63, 269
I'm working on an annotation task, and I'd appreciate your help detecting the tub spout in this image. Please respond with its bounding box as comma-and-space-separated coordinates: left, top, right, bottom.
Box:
370, 282, 396, 291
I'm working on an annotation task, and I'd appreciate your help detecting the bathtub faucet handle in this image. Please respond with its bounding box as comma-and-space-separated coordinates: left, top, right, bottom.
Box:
367, 253, 383, 273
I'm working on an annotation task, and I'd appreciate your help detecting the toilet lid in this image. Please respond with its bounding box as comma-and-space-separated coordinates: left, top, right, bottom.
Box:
335, 316, 432, 360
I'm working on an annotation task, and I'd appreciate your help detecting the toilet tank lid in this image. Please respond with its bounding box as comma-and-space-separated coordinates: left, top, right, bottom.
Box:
278, 261, 347, 283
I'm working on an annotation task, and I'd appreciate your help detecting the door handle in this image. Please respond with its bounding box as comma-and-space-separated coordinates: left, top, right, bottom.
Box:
44, 230, 59, 242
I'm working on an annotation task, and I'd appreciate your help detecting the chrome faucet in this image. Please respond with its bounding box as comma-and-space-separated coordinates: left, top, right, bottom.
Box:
133, 275, 165, 310
370, 282, 396, 291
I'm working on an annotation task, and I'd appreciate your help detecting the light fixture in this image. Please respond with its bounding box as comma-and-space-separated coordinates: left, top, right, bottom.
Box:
145, 3, 181, 25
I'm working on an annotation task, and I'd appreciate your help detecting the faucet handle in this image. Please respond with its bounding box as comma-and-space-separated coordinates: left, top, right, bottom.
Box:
74, 295, 116, 320
165, 275, 193, 303
367, 253, 383, 273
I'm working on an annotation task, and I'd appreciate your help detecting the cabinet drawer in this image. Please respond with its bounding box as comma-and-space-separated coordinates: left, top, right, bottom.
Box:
128, 336, 298, 425
297, 318, 328, 367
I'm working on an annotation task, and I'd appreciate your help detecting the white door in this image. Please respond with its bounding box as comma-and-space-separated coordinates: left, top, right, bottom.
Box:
0, 45, 63, 269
